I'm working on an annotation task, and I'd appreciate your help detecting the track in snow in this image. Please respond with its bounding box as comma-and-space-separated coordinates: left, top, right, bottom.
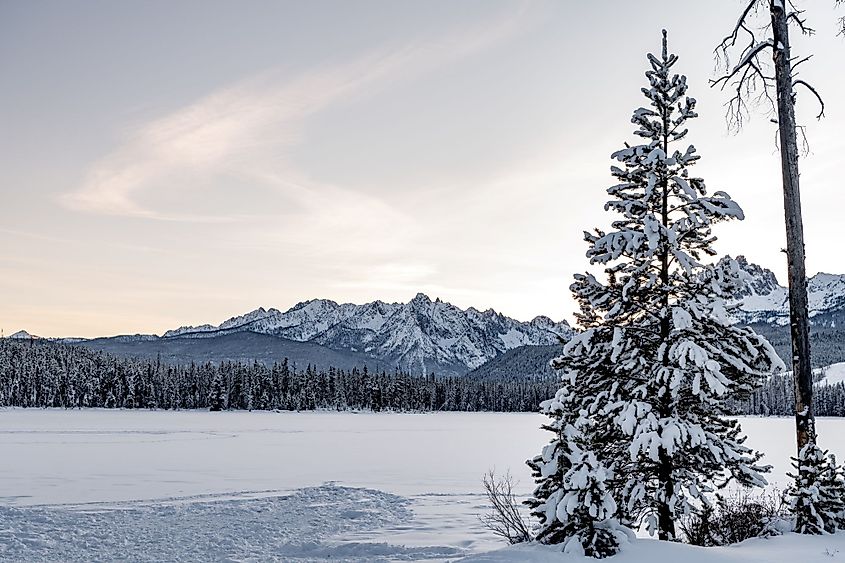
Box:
0, 485, 464, 562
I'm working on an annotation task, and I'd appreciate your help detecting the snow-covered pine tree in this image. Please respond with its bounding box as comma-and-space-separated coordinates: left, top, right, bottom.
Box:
526, 385, 630, 557
208, 372, 225, 411
787, 446, 845, 534
787, 443, 828, 534
820, 454, 845, 532
528, 30, 784, 543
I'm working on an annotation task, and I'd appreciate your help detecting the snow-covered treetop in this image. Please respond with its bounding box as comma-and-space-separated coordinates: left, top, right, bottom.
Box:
579, 30, 748, 329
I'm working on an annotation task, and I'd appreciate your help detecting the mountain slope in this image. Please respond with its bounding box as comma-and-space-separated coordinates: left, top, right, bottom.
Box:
464, 344, 560, 380
76, 332, 378, 371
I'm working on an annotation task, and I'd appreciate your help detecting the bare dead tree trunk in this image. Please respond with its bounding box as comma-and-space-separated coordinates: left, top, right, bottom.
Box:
713, 0, 825, 458
769, 0, 816, 453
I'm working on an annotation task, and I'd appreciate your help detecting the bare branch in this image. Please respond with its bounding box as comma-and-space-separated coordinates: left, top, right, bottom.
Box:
796, 125, 811, 156
713, 1, 830, 134
793, 79, 826, 119
480, 470, 532, 545
790, 54, 813, 74
716, 0, 760, 55
711, 40, 775, 91
787, 10, 815, 35
712, 36, 777, 130
837, 0, 845, 36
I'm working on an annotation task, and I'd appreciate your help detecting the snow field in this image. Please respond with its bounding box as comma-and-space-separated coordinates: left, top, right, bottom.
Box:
1, 410, 844, 561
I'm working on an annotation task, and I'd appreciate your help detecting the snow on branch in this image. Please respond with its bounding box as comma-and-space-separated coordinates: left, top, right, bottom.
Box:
711, 40, 774, 92
711, 0, 834, 132
715, 0, 761, 59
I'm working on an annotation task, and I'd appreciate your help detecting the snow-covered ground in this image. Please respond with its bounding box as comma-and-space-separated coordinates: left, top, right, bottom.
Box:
1, 410, 844, 561
461, 532, 845, 562
817, 362, 845, 386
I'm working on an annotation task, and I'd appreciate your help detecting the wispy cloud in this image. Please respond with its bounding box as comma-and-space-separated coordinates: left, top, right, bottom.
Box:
63, 4, 537, 222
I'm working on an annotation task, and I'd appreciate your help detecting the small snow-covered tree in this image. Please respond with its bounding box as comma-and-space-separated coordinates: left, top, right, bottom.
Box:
525, 387, 572, 542
820, 454, 845, 532
526, 386, 628, 557
787, 446, 845, 534
529, 30, 783, 543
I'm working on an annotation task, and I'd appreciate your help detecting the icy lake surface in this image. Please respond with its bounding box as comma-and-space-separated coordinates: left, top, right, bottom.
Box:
1, 410, 843, 561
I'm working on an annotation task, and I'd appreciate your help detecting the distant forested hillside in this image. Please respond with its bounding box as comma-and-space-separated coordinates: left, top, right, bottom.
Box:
746, 321, 845, 368
75, 332, 379, 372
464, 344, 559, 380
467, 322, 845, 381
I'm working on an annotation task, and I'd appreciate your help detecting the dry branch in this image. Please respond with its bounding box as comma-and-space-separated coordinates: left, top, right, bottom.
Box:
480, 469, 532, 545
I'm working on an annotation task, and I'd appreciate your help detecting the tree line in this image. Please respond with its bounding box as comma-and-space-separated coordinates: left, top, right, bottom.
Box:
0, 339, 556, 412
3, 338, 845, 416
731, 370, 845, 417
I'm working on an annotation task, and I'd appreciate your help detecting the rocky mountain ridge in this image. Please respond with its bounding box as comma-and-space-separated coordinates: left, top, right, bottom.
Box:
730, 256, 845, 326
9, 256, 845, 376
161, 293, 572, 375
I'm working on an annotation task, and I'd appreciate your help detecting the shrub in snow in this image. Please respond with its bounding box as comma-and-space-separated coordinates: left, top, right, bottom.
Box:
787, 444, 845, 534
678, 489, 788, 546
528, 30, 783, 544
481, 470, 532, 545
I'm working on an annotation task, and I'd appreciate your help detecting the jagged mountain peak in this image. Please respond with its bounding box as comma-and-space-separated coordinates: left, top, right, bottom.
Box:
725, 256, 845, 325
162, 293, 573, 375
292, 298, 338, 309
409, 292, 433, 306
530, 315, 569, 329
725, 255, 781, 298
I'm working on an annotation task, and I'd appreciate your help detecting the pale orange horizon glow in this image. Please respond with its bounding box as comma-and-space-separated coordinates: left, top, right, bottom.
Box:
2, 1, 844, 338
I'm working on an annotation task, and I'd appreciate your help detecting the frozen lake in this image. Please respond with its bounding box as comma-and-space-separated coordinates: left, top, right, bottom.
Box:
1, 410, 843, 561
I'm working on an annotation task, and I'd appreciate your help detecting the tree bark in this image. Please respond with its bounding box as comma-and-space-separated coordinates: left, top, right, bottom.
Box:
770, 0, 816, 452
656, 57, 676, 540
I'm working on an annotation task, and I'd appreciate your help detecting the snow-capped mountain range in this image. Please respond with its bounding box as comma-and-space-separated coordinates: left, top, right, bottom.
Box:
163, 293, 573, 374
157, 256, 845, 374
8, 257, 845, 375
730, 256, 845, 326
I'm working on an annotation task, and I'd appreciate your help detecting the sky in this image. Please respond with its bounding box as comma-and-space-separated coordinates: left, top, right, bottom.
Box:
1, 0, 844, 338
